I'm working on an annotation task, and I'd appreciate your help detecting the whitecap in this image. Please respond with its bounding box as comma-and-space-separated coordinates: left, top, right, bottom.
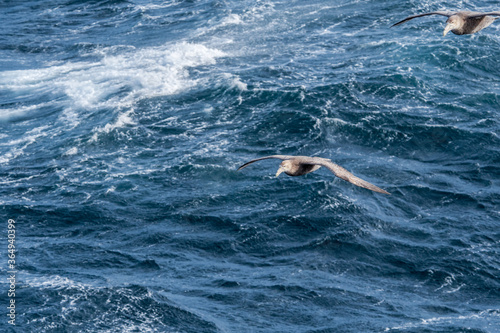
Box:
98, 110, 136, 135
64, 147, 78, 156
222, 73, 248, 91
26, 274, 93, 291
221, 13, 243, 26
385, 309, 500, 331
0, 42, 227, 129
0, 125, 50, 164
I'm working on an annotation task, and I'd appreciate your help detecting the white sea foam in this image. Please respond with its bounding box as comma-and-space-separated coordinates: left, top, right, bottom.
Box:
0, 42, 226, 128
92, 109, 137, 140
133, 2, 177, 12
105, 186, 116, 194
223, 13, 243, 26
26, 274, 92, 291
63, 147, 78, 156
0, 125, 49, 164
25, 273, 175, 332
385, 309, 500, 331
0, 102, 55, 122
0, 41, 227, 157
223, 73, 248, 91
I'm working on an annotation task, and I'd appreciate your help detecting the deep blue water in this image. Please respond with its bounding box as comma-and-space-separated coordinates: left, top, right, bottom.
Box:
1, 0, 500, 332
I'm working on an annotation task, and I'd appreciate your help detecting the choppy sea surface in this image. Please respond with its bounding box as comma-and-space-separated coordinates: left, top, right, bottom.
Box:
1, 0, 499, 332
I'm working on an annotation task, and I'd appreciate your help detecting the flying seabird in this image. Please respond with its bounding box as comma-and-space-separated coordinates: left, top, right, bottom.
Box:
237, 155, 390, 195
392, 11, 500, 36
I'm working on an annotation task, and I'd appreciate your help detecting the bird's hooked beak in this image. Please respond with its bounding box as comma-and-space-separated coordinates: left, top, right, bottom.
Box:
275, 165, 285, 177
443, 22, 454, 36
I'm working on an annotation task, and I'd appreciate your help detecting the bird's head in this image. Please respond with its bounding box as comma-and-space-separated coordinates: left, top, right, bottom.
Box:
276, 160, 292, 177
443, 16, 462, 36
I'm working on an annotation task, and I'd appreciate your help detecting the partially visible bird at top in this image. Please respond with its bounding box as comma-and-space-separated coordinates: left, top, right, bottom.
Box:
237, 155, 390, 195
392, 11, 500, 36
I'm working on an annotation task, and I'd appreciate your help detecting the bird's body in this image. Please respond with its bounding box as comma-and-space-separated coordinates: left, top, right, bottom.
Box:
237, 155, 390, 195
392, 10, 500, 36
278, 159, 322, 176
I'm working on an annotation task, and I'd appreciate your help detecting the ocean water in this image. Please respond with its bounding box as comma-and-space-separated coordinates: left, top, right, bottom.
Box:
1, 0, 499, 332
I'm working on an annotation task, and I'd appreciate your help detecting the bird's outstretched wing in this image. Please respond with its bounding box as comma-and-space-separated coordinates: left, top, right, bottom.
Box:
237, 155, 295, 171
391, 11, 455, 27
237, 155, 390, 194
315, 159, 390, 195
468, 12, 500, 18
